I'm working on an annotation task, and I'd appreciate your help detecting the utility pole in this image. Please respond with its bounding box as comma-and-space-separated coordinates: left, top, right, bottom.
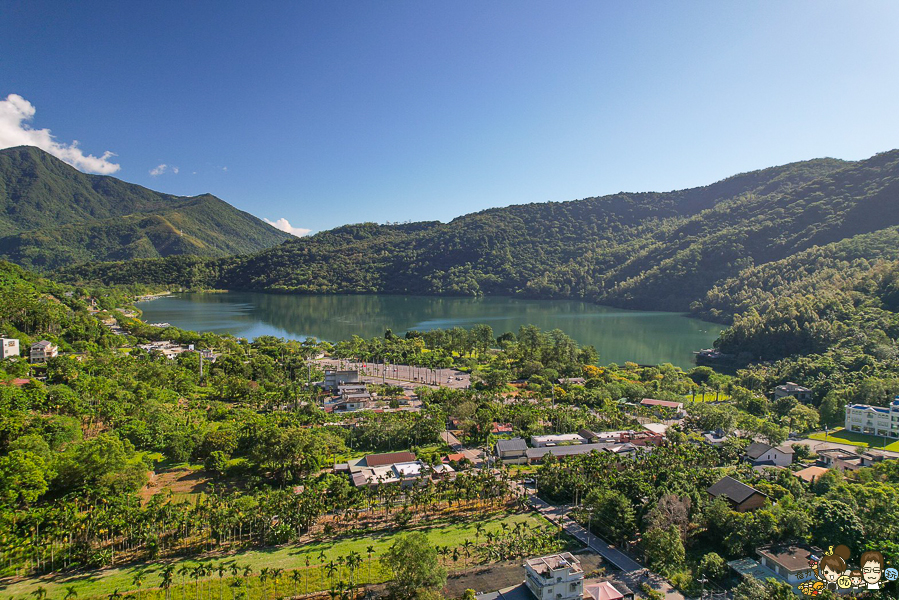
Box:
698, 576, 708, 599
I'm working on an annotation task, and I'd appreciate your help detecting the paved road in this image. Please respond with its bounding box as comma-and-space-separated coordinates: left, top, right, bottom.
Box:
524, 491, 687, 600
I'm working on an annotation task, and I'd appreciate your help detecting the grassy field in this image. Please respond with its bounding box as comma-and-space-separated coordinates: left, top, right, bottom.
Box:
1, 512, 556, 600
807, 428, 899, 451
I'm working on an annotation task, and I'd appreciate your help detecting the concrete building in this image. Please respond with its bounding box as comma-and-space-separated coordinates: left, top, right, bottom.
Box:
773, 382, 813, 402
524, 553, 583, 600
816, 448, 887, 471
526, 442, 642, 465
339, 452, 455, 487
0, 337, 20, 360
531, 434, 586, 448
755, 544, 821, 586
845, 398, 899, 438
29, 340, 58, 363
744, 442, 794, 467
496, 438, 529, 464
707, 476, 768, 512
322, 370, 360, 391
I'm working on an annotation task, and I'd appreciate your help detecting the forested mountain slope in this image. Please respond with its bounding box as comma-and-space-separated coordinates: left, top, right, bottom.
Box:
57, 154, 865, 301
0, 146, 291, 268
60, 150, 899, 319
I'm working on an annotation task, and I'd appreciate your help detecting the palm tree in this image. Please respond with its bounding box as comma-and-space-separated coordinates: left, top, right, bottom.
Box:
365, 545, 374, 583
259, 568, 270, 600
64, 586, 78, 600
325, 561, 338, 590
108, 590, 122, 600
462, 540, 473, 567
304, 556, 312, 595
270, 568, 283, 598
162, 565, 176, 600
243, 565, 253, 599
133, 570, 147, 600
291, 570, 302, 598
179, 565, 192, 600
217, 564, 227, 600
32, 588, 48, 600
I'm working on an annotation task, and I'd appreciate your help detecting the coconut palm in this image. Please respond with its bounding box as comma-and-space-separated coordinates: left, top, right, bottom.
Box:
32, 588, 48, 600
64, 586, 78, 600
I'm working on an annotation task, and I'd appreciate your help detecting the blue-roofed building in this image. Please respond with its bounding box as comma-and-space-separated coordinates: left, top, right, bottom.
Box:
845, 397, 899, 439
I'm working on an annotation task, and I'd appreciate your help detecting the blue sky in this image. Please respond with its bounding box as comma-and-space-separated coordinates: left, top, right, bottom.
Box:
1, 1, 898, 236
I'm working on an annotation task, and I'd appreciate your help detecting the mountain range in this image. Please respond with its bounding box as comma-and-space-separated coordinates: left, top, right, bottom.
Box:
0, 146, 291, 270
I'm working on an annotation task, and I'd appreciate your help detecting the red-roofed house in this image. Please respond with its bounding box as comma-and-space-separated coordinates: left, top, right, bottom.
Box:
585, 581, 634, 600
491, 422, 513, 434
640, 398, 685, 417
0, 378, 29, 387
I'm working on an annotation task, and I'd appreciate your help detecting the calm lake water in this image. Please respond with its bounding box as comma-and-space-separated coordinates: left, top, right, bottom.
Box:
137, 292, 725, 369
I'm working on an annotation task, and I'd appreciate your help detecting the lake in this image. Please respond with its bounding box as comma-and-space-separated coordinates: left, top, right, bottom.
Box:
137, 292, 725, 369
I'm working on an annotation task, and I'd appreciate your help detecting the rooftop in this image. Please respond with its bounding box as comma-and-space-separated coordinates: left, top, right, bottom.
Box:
792, 466, 829, 483
848, 403, 891, 414
707, 476, 766, 504
775, 382, 811, 392
640, 398, 683, 408
757, 543, 822, 573
364, 451, 416, 467
585, 581, 631, 600
496, 438, 528, 453
526, 553, 582, 577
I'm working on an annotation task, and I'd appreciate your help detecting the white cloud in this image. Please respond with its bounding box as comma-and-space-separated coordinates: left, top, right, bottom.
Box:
172, 166, 179, 174
149, 164, 167, 176
0, 93, 120, 174
264, 217, 311, 237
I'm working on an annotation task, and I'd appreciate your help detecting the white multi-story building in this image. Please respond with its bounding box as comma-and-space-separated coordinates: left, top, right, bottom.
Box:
524, 553, 583, 600
845, 398, 899, 439
0, 338, 20, 360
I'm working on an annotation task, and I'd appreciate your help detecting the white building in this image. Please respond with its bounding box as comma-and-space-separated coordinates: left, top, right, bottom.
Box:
845, 398, 899, 439
530, 434, 586, 448
524, 553, 583, 600
745, 442, 794, 467
0, 338, 20, 360
29, 340, 58, 363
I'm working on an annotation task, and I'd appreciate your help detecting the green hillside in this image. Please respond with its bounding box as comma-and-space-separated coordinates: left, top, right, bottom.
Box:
59, 151, 886, 311
0, 146, 291, 268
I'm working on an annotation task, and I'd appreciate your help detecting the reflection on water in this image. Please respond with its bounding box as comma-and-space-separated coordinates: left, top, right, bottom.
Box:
138, 292, 724, 369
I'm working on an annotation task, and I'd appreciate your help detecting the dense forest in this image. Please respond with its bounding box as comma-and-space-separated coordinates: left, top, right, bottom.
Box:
0, 146, 291, 269
56, 150, 899, 318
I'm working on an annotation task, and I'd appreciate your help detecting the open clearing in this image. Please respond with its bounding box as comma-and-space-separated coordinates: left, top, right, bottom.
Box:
807, 428, 899, 451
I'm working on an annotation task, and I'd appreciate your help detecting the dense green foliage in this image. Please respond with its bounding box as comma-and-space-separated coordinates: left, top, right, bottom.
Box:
58, 154, 872, 310
0, 146, 291, 269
